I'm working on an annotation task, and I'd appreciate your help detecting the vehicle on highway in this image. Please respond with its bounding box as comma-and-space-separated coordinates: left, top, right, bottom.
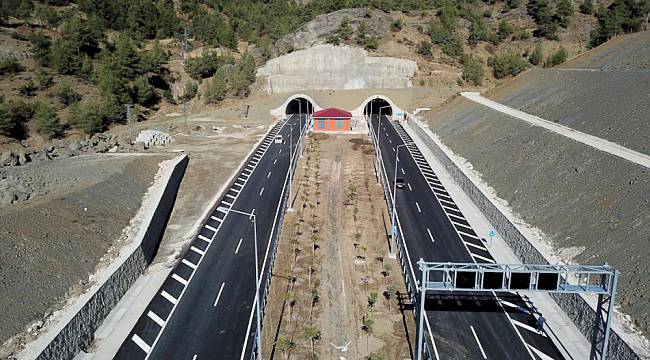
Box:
396, 177, 405, 189
274, 134, 283, 144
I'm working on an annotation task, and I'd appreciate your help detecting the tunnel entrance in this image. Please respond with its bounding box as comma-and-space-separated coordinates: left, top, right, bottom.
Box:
285, 98, 314, 115
364, 98, 393, 116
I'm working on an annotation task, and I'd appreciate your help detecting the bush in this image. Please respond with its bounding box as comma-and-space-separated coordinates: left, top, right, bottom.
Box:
529, 43, 544, 65
497, 19, 514, 41
579, 0, 594, 15
544, 47, 567, 67
0, 57, 24, 75
19, 80, 37, 96
35, 67, 53, 89
204, 71, 228, 104
468, 18, 487, 46
0, 98, 32, 139
68, 101, 104, 134
429, 22, 463, 58
56, 82, 81, 106
461, 55, 484, 86
417, 41, 433, 58
362, 36, 378, 50
490, 52, 529, 79
185, 51, 234, 80
132, 75, 155, 106
556, 0, 574, 27
33, 101, 64, 138
589, 0, 647, 48
181, 81, 198, 102
512, 28, 531, 40
390, 19, 403, 32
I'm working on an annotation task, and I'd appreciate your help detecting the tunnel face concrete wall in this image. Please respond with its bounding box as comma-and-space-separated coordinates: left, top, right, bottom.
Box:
352, 94, 406, 119
257, 44, 417, 95
271, 93, 409, 120
270, 93, 322, 118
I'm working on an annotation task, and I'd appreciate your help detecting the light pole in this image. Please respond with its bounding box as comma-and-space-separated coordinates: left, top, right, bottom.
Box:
216, 206, 262, 360
390, 142, 413, 257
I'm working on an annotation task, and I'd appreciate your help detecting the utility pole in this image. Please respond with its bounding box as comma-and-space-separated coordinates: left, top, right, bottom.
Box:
126, 103, 133, 140
180, 28, 189, 66
183, 100, 189, 135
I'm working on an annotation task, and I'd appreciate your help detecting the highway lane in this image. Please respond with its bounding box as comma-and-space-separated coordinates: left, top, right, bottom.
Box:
370, 115, 564, 360
115, 114, 307, 360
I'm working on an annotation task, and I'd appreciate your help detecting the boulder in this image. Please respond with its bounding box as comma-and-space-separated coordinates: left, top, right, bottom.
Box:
1, 151, 19, 167
133, 142, 146, 152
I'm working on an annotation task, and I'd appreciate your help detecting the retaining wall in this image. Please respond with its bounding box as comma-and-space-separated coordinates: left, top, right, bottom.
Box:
21, 155, 188, 360
404, 117, 641, 360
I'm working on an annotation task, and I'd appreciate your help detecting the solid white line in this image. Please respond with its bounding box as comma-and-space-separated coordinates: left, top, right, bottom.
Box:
205, 224, 217, 232
427, 228, 435, 243
416, 202, 422, 213
147, 311, 165, 327
210, 215, 223, 222
424, 312, 441, 360
161, 290, 178, 304
407, 183, 412, 191
182, 258, 197, 269
190, 246, 205, 255
513, 319, 547, 337
259, 187, 264, 196
499, 299, 529, 313
461, 91, 650, 169
470, 326, 488, 359
131, 334, 151, 353
198, 234, 212, 243
172, 273, 188, 285
213, 282, 226, 307
235, 238, 243, 254
472, 253, 496, 263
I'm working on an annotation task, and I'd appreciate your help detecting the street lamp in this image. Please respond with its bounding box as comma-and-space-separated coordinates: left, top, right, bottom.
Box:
390, 142, 413, 257
216, 206, 262, 360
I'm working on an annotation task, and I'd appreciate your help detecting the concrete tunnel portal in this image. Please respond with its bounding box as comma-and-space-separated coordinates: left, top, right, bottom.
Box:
285, 97, 314, 115
364, 98, 393, 116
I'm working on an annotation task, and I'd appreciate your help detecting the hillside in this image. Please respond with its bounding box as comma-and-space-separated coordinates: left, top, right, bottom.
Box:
1, 0, 648, 153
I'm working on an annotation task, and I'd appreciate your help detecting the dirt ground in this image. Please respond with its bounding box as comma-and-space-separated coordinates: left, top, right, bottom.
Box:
262, 133, 415, 360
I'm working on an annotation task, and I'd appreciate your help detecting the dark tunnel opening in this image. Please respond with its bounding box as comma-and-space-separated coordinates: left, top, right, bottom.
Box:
364, 98, 393, 115
285, 98, 314, 115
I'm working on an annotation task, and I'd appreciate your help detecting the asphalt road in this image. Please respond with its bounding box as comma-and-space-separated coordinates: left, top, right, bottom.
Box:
370, 115, 565, 360
115, 114, 307, 360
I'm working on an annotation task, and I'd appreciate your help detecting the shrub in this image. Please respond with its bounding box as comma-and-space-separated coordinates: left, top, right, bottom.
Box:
0, 98, 32, 138
512, 28, 531, 40
0, 57, 24, 75
417, 41, 433, 58
529, 43, 544, 65
33, 101, 64, 138
35, 67, 53, 89
556, 0, 574, 27
181, 81, 198, 102
497, 19, 514, 40
204, 71, 228, 104
133, 75, 155, 106
362, 36, 378, 50
19, 80, 37, 96
579, 0, 594, 15
390, 19, 403, 32
490, 52, 529, 79
185, 51, 234, 80
544, 47, 568, 67
68, 101, 104, 134
429, 21, 463, 58
56, 82, 81, 106
462, 55, 484, 86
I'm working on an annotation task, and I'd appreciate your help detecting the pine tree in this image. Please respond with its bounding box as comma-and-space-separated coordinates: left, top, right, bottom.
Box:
556, 0, 574, 28
529, 42, 544, 65
33, 101, 64, 138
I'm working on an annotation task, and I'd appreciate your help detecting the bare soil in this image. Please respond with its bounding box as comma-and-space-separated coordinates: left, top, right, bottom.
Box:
262, 133, 415, 360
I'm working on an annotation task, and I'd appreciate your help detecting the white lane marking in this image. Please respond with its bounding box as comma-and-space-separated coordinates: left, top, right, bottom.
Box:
457, 230, 479, 239
416, 202, 422, 213
427, 228, 435, 243
441, 204, 458, 212
132, 334, 151, 353
512, 319, 546, 337
172, 273, 188, 285
245, 164, 254, 169
392, 147, 395, 152
499, 299, 530, 313
464, 241, 487, 251
279, 148, 282, 154
470, 326, 488, 359
472, 253, 496, 263
182, 258, 197, 269
389, 139, 392, 143
231, 188, 240, 193
528, 344, 554, 360
192, 355, 198, 360
198, 234, 212, 243
273, 158, 277, 164
205, 224, 217, 232
447, 213, 466, 221
249, 208, 255, 218
226, 194, 236, 200
407, 183, 412, 191
213, 282, 226, 307
267, 171, 271, 178
222, 201, 232, 206
237, 176, 246, 181
190, 246, 205, 255
424, 311, 441, 360
235, 238, 243, 254
210, 215, 223, 222
438, 198, 456, 207
452, 221, 473, 231
147, 311, 165, 327
161, 290, 178, 304
401, 168, 405, 175
259, 187, 264, 196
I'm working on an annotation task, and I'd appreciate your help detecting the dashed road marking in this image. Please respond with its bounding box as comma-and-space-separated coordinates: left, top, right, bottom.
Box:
427, 228, 435, 243
132, 334, 151, 353
161, 290, 178, 305
470, 326, 488, 359
259, 187, 264, 196
172, 273, 188, 286
408, 183, 412, 191
416, 202, 422, 213
235, 238, 243, 254
182, 258, 197, 269
213, 282, 226, 307
273, 159, 277, 164
147, 311, 165, 327
267, 171, 271, 178
401, 168, 405, 175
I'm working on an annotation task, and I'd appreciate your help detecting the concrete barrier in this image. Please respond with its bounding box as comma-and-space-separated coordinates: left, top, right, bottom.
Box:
19, 155, 188, 360
404, 116, 642, 360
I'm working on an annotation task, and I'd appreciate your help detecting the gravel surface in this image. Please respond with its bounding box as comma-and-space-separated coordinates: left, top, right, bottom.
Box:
0, 154, 166, 344
426, 95, 650, 338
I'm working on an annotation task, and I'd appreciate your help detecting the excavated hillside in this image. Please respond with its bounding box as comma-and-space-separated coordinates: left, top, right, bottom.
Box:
423, 31, 650, 338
